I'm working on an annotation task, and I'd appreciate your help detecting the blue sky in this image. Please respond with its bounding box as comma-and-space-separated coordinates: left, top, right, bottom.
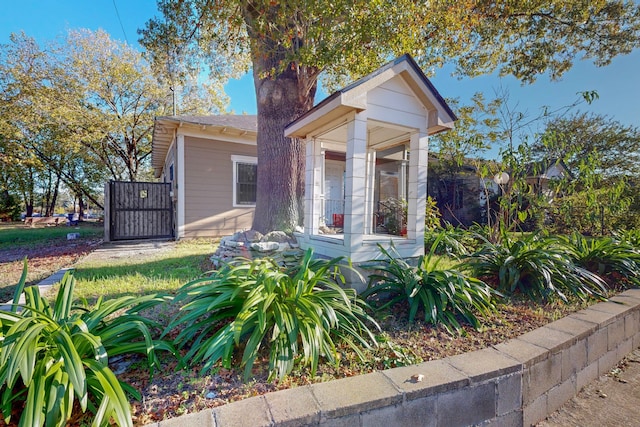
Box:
2, 0, 639, 151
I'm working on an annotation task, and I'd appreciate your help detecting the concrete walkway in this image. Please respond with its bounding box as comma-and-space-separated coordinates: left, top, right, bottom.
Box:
0, 267, 73, 310
79, 239, 176, 263
538, 348, 640, 427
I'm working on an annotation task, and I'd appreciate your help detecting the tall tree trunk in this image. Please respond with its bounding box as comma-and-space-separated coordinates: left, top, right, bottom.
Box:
49, 174, 61, 216
77, 193, 85, 221
43, 171, 52, 216
248, 55, 317, 233
24, 203, 33, 218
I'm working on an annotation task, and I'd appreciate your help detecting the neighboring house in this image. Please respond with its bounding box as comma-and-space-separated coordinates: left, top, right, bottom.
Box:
427, 160, 484, 227
523, 158, 573, 199
151, 115, 257, 238
423, 158, 573, 228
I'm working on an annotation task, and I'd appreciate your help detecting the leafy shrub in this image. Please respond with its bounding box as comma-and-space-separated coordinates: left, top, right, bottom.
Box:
424, 225, 474, 257
169, 249, 378, 381
362, 240, 497, 334
561, 232, 640, 288
614, 229, 640, 249
0, 190, 21, 221
425, 195, 442, 230
0, 262, 175, 427
468, 222, 510, 246
465, 233, 607, 302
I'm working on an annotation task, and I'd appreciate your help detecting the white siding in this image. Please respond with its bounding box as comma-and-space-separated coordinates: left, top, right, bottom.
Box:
366, 76, 427, 130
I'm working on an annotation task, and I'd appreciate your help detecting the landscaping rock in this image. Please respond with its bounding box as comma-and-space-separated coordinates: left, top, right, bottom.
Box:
220, 235, 235, 247
262, 231, 294, 244
226, 240, 244, 248
211, 230, 304, 268
251, 241, 280, 252
239, 230, 263, 243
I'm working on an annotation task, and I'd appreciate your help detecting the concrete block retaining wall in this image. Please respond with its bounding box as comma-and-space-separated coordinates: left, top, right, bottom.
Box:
149, 288, 640, 427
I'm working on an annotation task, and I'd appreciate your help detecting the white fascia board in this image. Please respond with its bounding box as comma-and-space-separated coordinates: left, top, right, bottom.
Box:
285, 96, 352, 138
178, 127, 257, 146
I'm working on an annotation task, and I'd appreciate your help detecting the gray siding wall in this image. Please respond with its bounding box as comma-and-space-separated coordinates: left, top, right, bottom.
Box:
183, 136, 257, 237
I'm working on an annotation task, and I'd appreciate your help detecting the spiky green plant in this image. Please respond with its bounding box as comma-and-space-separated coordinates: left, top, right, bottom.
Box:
169, 249, 378, 381
362, 238, 497, 334
465, 232, 607, 302
424, 225, 473, 257
0, 261, 175, 427
562, 232, 640, 288
614, 229, 640, 250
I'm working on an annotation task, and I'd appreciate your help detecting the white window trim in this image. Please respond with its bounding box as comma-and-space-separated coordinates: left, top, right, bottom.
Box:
231, 155, 257, 208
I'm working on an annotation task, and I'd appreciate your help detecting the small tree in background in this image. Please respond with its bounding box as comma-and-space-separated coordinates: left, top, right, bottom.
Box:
533, 113, 640, 234
0, 189, 20, 221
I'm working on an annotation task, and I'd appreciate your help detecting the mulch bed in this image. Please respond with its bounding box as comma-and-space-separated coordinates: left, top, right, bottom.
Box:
125, 298, 588, 425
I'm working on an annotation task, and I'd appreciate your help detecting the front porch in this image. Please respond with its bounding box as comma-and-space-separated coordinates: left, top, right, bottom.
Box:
286, 55, 456, 262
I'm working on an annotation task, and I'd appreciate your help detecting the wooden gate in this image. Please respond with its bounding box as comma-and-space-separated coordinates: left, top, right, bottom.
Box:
108, 181, 173, 240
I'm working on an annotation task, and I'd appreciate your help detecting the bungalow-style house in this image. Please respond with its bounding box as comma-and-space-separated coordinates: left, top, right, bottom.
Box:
151, 55, 456, 261
151, 115, 258, 238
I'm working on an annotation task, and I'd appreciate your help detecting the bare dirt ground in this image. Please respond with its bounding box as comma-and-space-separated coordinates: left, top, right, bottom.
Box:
0, 237, 102, 301
538, 349, 640, 427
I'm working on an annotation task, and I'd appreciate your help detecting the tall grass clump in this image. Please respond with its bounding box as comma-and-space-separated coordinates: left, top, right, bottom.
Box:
362, 237, 497, 334
561, 232, 640, 289
168, 249, 378, 381
465, 232, 607, 302
0, 261, 175, 427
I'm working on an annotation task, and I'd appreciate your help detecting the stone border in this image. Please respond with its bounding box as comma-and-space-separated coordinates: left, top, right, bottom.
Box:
148, 288, 640, 427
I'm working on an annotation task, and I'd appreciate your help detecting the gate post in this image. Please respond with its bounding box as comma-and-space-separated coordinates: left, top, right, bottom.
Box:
104, 181, 111, 242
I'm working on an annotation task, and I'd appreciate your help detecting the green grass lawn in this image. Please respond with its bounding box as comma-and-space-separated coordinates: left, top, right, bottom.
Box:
64, 240, 459, 305
68, 239, 217, 303
0, 221, 103, 249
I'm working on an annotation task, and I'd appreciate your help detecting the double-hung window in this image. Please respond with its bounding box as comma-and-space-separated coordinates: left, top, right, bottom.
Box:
231, 155, 257, 207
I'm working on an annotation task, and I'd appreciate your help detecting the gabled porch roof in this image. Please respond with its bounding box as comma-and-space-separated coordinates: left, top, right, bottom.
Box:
285, 54, 456, 140
288, 54, 456, 262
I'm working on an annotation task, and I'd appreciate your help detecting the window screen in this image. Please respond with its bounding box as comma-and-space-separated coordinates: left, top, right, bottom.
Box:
236, 162, 257, 205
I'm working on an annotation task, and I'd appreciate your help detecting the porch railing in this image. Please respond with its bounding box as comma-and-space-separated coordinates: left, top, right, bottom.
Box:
324, 199, 345, 227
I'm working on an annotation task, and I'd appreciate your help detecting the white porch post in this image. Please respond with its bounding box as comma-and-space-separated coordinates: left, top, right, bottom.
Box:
320, 149, 326, 226
399, 149, 408, 200
176, 134, 185, 239
344, 112, 368, 251
304, 136, 323, 236
407, 132, 428, 242
364, 149, 376, 234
